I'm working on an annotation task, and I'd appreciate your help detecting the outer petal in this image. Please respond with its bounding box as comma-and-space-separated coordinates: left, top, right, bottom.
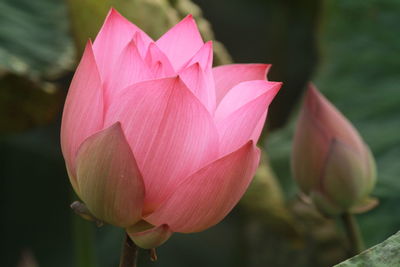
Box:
145, 43, 175, 78
75, 123, 145, 227
93, 8, 152, 80
156, 15, 204, 70
105, 40, 153, 104
215, 81, 281, 155
104, 77, 219, 213
145, 141, 260, 233
127, 224, 172, 249
60, 42, 103, 192
291, 101, 332, 194
213, 64, 271, 104
321, 140, 370, 210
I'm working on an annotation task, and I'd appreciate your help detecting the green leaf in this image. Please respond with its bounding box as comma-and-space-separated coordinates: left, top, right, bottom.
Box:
0, 0, 73, 132
0, 0, 74, 77
334, 231, 400, 267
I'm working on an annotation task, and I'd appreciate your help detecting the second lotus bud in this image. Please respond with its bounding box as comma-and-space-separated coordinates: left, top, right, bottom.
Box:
292, 84, 377, 215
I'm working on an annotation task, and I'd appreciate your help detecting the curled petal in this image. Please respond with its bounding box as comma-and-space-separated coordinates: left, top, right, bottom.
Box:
215, 81, 281, 155
75, 123, 145, 227
145, 141, 260, 233
213, 64, 271, 104
105, 77, 219, 213
127, 224, 173, 249
60, 41, 103, 192
215, 80, 281, 121
156, 15, 204, 70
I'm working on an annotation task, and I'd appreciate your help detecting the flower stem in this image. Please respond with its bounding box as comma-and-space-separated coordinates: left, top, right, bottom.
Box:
71, 193, 96, 267
341, 212, 364, 256
119, 233, 139, 267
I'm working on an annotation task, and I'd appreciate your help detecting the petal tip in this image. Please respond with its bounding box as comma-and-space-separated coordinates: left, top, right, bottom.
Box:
108, 7, 122, 19
83, 40, 94, 53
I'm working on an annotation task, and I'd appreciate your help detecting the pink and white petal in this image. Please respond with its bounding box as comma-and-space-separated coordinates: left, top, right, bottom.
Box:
215, 82, 281, 156
104, 77, 219, 214
105, 40, 153, 104
215, 80, 281, 121
93, 8, 153, 80
179, 63, 214, 112
60, 42, 103, 191
145, 141, 260, 233
127, 224, 173, 249
156, 15, 204, 70
213, 64, 271, 104
145, 43, 175, 78
75, 123, 145, 227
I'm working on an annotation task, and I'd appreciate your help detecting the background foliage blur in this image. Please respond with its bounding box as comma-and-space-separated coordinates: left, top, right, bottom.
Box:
1, 0, 399, 266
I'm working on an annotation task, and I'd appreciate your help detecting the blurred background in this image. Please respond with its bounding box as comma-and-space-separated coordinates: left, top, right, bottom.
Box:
1, 0, 399, 266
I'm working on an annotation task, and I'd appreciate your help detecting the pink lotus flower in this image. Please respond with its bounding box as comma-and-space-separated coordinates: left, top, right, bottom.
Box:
292, 85, 376, 215
61, 8, 281, 248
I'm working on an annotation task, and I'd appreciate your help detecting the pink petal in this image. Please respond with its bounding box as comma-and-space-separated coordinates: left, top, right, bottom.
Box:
105, 40, 153, 105
215, 81, 281, 155
292, 98, 332, 194
179, 63, 215, 112
145, 141, 260, 233
180, 41, 213, 71
75, 123, 145, 227
156, 15, 204, 70
133, 31, 151, 58
213, 64, 271, 104
127, 224, 172, 249
179, 41, 216, 112
93, 8, 153, 81
104, 77, 219, 214
60, 42, 103, 192
305, 85, 365, 154
145, 43, 175, 78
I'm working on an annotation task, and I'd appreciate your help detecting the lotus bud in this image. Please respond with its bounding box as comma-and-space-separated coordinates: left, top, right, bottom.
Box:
61, 8, 282, 248
292, 84, 377, 215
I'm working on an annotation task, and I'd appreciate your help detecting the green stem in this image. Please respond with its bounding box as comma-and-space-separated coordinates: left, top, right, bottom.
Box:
119, 233, 138, 267
341, 212, 364, 256
72, 211, 96, 267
